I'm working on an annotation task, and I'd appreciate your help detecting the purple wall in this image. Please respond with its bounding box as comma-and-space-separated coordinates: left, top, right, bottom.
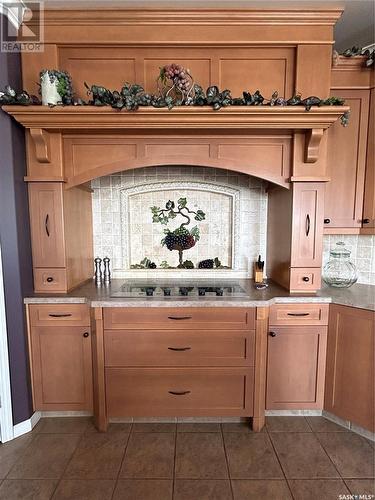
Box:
0, 17, 34, 424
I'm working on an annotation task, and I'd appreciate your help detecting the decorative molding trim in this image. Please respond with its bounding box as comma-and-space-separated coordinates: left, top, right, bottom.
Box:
32, 8, 344, 27
0, 243, 14, 443
304, 128, 324, 163
119, 180, 240, 272
265, 410, 323, 416
30, 128, 51, 163
2, 106, 350, 131
13, 411, 41, 439
322, 410, 375, 442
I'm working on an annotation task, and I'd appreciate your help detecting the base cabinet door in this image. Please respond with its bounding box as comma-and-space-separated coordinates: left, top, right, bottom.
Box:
30, 326, 93, 411
266, 326, 327, 409
324, 305, 374, 432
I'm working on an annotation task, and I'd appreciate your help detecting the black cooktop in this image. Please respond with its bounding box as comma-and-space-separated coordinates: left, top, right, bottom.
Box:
110, 280, 248, 298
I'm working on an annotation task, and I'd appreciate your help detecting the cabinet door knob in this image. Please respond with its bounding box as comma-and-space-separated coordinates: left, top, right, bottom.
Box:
46, 277, 54, 283
324, 218, 331, 224
269, 332, 277, 337
362, 218, 370, 224
302, 276, 310, 282
83, 332, 89, 338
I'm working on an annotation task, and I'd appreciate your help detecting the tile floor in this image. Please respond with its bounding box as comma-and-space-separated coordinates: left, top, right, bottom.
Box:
0, 416, 374, 499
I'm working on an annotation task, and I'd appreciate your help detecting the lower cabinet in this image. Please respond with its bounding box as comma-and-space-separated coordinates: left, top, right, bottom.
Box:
99, 307, 257, 422
28, 305, 93, 411
266, 304, 328, 410
324, 305, 374, 432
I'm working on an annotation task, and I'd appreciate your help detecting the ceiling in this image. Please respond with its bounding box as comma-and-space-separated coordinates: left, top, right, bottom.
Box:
39, 0, 375, 51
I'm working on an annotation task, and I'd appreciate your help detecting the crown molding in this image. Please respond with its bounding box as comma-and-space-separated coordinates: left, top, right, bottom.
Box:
25, 8, 344, 26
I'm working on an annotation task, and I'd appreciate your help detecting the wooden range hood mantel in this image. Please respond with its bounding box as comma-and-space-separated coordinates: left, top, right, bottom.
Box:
4, 104, 348, 188
11, 5, 348, 296
4, 105, 348, 130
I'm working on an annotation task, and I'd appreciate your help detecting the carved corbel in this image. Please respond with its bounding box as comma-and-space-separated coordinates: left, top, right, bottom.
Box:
304, 128, 324, 163
30, 128, 51, 163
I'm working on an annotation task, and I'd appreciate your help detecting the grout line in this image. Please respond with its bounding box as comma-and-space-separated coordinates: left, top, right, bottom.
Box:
110, 422, 134, 500
49, 431, 88, 499
3, 431, 39, 480
220, 424, 235, 500
172, 425, 177, 500
313, 431, 345, 479
266, 426, 297, 500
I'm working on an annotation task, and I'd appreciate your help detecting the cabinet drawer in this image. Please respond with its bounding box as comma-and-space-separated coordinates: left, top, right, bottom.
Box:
269, 303, 329, 326
106, 367, 254, 417
29, 304, 90, 327
290, 268, 321, 293
103, 308, 255, 330
104, 330, 255, 367
33, 268, 67, 293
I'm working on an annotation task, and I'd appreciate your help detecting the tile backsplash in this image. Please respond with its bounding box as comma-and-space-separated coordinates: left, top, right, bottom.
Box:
323, 235, 375, 285
91, 166, 268, 278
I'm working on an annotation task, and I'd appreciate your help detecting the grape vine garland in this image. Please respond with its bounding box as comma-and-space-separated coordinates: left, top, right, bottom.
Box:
0, 62, 350, 125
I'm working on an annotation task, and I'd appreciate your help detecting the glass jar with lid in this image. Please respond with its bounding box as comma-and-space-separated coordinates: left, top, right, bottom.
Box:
322, 241, 358, 288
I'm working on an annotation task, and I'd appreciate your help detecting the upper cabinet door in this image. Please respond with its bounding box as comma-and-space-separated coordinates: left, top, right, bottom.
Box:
291, 183, 324, 268
28, 183, 65, 268
325, 90, 370, 229
362, 88, 375, 230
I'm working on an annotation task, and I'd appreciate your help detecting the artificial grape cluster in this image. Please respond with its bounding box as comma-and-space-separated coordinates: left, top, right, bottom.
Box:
163, 227, 196, 251
198, 259, 215, 269
161, 64, 192, 92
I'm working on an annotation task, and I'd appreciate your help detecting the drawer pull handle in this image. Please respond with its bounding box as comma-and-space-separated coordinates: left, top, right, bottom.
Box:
167, 316, 192, 321
168, 390, 191, 396
305, 214, 311, 237
83, 332, 89, 338
269, 332, 277, 337
46, 277, 54, 283
287, 312, 310, 317
45, 214, 50, 237
168, 347, 191, 351
48, 313, 72, 318
302, 277, 310, 282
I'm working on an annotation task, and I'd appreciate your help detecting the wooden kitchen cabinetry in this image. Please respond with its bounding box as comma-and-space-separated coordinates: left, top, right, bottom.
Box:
266, 303, 328, 410
362, 87, 375, 232
28, 183, 94, 293
324, 304, 374, 432
267, 182, 324, 293
27, 304, 93, 411
92, 307, 267, 431
325, 57, 374, 234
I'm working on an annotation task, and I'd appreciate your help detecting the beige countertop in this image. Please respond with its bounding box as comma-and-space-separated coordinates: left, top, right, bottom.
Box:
24, 280, 375, 311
